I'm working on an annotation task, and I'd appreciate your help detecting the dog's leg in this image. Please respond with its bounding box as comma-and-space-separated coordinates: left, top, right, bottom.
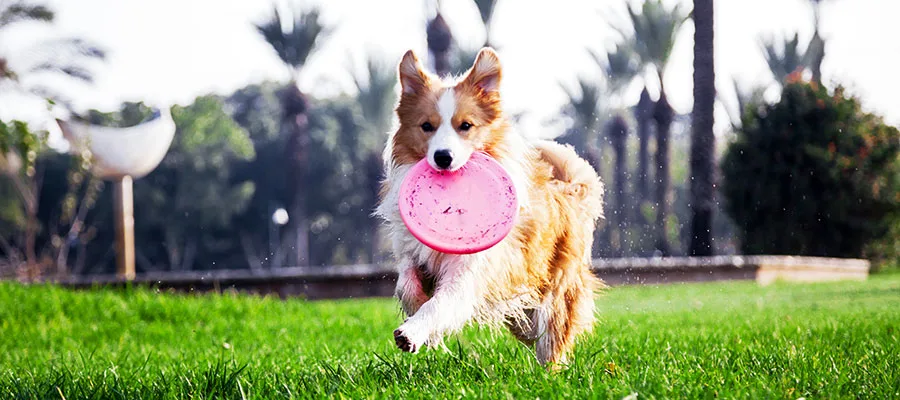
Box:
534, 267, 599, 367
395, 260, 430, 317
393, 268, 477, 354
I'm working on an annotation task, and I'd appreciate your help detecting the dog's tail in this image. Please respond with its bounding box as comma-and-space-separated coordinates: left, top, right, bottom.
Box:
531, 140, 605, 367
533, 140, 604, 223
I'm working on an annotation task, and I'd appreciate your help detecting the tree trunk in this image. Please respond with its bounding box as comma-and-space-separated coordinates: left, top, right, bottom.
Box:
607, 115, 629, 256
690, 0, 716, 257
635, 88, 655, 206
653, 91, 674, 256
281, 83, 311, 267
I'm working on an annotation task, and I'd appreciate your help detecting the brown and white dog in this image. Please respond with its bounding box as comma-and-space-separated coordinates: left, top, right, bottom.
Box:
375, 47, 604, 366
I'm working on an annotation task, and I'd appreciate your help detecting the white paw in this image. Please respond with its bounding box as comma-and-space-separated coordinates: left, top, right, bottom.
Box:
393, 323, 427, 354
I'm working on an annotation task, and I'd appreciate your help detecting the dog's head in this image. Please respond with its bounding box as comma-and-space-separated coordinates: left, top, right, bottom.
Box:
390, 48, 506, 171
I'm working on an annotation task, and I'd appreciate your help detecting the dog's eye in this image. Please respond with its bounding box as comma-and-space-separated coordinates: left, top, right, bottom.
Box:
459, 122, 473, 131
421, 122, 435, 132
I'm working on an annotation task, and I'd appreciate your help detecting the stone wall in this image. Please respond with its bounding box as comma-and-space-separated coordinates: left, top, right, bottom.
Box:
56, 256, 870, 300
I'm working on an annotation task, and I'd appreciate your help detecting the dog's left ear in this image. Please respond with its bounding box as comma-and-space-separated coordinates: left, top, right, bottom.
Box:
461, 48, 502, 93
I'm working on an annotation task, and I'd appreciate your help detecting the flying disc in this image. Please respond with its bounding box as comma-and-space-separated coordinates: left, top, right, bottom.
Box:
398, 152, 518, 254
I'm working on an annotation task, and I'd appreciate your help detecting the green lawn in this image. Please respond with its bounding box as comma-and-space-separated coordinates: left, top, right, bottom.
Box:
1, 274, 898, 399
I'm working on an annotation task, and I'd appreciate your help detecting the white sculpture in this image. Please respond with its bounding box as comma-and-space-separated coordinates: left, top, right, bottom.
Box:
55, 107, 176, 280
56, 108, 176, 179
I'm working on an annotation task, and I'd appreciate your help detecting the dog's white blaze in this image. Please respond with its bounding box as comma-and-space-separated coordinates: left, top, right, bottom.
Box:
426, 88, 472, 171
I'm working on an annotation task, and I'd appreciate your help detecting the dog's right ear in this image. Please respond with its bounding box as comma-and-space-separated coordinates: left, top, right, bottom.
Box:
399, 50, 429, 95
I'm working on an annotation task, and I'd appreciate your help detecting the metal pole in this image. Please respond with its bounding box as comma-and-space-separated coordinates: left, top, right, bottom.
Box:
113, 175, 135, 280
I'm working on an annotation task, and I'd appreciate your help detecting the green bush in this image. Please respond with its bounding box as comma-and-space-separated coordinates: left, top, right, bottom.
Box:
722, 81, 900, 259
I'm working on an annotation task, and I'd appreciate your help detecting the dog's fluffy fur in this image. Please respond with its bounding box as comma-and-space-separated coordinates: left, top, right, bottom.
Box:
375, 48, 604, 366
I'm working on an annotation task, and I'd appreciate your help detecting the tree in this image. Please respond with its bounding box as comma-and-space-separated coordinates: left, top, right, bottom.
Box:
426, 5, 453, 76
653, 91, 674, 255
255, 5, 327, 266
689, 0, 716, 256
634, 88, 654, 203
761, 33, 815, 86
559, 79, 604, 175
618, 0, 688, 255
0, 120, 44, 276
61, 99, 254, 274
227, 83, 292, 269
351, 57, 397, 262
0, 1, 105, 106
807, 0, 827, 85
591, 44, 639, 254
722, 81, 900, 258
135, 98, 254, 271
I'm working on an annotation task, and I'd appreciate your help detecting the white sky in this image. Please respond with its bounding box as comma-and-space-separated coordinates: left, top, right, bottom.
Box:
2, 0, 899, 140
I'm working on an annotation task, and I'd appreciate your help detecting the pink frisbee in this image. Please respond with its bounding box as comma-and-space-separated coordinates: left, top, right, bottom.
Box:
398, 152, 519, 254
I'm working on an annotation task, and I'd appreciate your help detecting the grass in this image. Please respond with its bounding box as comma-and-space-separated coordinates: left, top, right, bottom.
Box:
0, 274, 898, 399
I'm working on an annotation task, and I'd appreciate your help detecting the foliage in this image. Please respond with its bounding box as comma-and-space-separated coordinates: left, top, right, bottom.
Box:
0, 2, 53, 28
1, 276, 898, 397
0, 119, 42, 176
60, 97, 255, 273
760, 33, 820, 85
227, 84, 387, 267
77, 101, 155, 127
616, 0, 688, 81
352, 57, 397, 137
0, 119, 103, 277
590, 44, 640, 97
132, 96, 255, 271
722, 81, 900, 258
0, 2, 105, 106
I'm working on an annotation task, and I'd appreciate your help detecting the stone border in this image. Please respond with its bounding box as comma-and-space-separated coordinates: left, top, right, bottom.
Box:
53, 256, 869, 300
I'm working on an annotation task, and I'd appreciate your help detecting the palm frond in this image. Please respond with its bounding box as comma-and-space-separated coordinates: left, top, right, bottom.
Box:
0, 3, 54, 29
622, 0, 688, 77
590, 44, 640, 95
727, 79, 766, 129
760, 33, 807, 84
560, 78, 603, 132
352, 56, 397, 135
255, 6, 328, 69
28, 63, 93, 82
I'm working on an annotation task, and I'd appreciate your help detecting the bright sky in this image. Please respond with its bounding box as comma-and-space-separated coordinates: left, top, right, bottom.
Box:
2, 0, 899, 140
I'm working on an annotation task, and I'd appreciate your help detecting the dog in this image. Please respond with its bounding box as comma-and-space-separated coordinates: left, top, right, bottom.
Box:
375, 47, 604, 367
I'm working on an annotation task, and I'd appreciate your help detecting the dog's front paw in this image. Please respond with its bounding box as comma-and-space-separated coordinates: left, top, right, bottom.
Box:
393, 328, 420, 353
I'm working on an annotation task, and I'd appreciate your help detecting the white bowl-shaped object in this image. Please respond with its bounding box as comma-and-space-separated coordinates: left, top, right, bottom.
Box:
56, 108, 176, 179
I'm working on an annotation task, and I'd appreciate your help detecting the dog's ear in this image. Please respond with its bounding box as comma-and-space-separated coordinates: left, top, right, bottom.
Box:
398, 50, 429, 95
461, 47, 502, 93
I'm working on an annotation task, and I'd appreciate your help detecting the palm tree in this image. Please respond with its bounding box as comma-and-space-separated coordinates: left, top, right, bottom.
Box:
689, 0, 715, 257
807, 0, 827, 85
426, 2, 453, 76
0, 1, 105, 274
255, 5, 327, 267
726, 79, 766, 130
653, 91, 674, 255
0, 2, 105, 106
619, 0, 688, 256
352, 57, 397, 262
760, 33, 810, 85
590, 44, 639, 254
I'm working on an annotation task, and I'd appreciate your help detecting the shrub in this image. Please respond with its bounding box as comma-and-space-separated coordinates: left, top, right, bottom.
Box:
721, 80, 900, 259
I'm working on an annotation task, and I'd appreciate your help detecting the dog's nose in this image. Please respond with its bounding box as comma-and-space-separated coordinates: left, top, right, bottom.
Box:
433, 150, 453, 170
